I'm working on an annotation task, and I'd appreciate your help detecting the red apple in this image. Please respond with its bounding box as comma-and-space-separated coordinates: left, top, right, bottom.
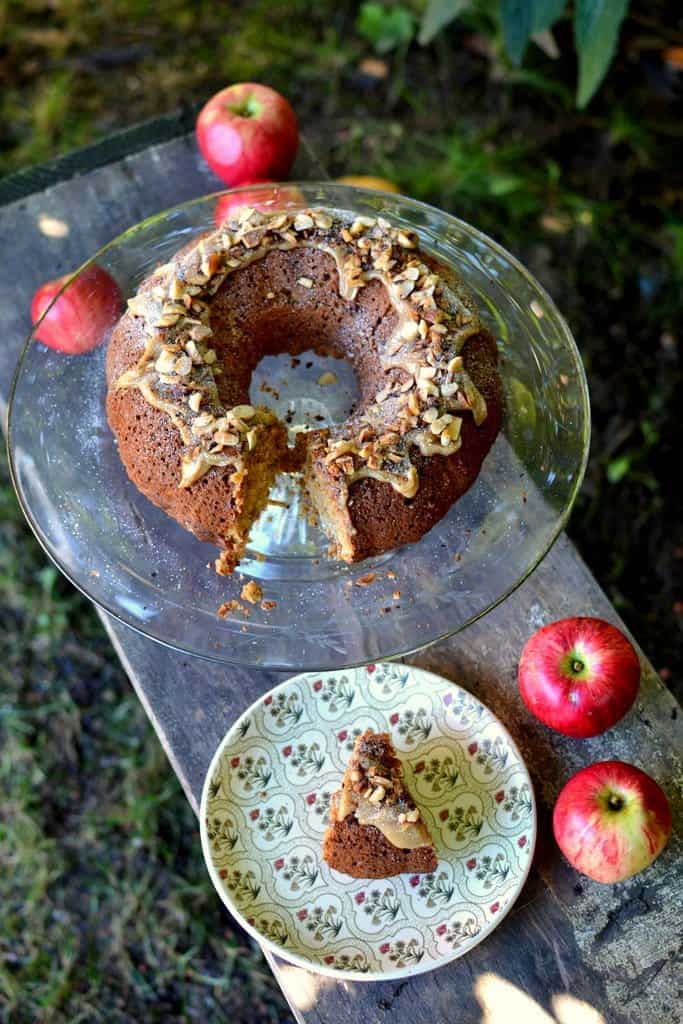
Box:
196, 83, 298, 186
30, 264, 122, 355
214, 181, 305, 227
518, 617, 640, 737
553, 761, 672, 883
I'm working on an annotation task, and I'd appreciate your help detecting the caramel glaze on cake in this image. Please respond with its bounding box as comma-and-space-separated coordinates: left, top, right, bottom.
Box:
322, 729, 437, 878
106, 206, 502, 571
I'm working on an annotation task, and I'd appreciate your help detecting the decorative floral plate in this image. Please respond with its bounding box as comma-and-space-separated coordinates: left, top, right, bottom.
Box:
200, 663, 536, 981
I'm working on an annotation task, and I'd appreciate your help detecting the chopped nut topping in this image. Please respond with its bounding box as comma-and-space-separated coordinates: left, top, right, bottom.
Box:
430, 413, 453, 435
231, 404, 255, 420
214, 430, 239, 448
397, 230, 417, 249
313, 212, 333, 229
240, 580, 263, 604
174, 354, 192, 377
401, 319, 420, 341
293, 213, 314, 231
368, 785, 386, 804
115, 206, 489, 505
189, 324, 212, 342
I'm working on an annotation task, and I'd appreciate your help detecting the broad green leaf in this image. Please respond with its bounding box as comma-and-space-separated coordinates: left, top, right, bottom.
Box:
531, 0, 566, 33
501, 0, 534, 65
575, 0, 629, 107
418, 0, 470, 45
356, 3, 415, 54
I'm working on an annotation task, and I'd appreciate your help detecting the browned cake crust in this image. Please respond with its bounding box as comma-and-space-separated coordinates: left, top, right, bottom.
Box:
106, 207, 502, 569
322, 729, 437, 879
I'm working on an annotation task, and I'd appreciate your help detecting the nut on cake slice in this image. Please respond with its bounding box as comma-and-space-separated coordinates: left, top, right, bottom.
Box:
322, 729, 437, 878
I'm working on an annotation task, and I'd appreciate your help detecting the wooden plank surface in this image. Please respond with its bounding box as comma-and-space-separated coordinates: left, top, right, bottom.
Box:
1, 129, 681, 1024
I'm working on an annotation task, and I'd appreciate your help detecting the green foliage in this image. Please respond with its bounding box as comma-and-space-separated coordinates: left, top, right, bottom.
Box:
530, 0, 566, 33
574, 0, 630, 107
409, 0, 632, 105
418, 0, 469, 45
356, 3, 415, 53
501, 0, 533, 65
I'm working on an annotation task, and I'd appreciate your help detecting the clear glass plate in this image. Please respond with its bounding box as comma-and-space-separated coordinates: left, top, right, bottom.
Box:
8, 184, 590, 670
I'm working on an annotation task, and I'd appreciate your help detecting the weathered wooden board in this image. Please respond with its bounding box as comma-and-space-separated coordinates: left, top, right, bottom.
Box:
1, 126, 680, 1024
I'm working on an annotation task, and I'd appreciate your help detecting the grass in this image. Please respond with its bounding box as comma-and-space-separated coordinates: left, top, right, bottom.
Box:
0, 451, 290, 1024
1, 0, 682, 1020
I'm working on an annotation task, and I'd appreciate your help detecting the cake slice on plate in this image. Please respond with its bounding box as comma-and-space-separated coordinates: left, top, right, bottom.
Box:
322, 729, 437, 878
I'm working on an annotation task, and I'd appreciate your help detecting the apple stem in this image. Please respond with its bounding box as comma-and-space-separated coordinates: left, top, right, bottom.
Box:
607, 794, 624, 812
571, 658, 584, 674
228, 96, 261, 119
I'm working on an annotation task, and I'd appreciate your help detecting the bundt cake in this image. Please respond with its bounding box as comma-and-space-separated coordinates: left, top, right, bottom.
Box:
322, 729, 437, 878
106, 205, 502, 571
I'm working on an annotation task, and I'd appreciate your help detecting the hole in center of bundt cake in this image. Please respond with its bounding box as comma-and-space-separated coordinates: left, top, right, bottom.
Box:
249, 350, 360, 442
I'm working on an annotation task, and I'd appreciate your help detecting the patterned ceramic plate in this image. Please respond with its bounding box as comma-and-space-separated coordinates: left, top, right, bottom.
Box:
200, 663, 536, 981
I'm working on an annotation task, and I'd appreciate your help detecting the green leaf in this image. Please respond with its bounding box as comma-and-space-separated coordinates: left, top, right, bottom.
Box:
501, 0, 534, 65
607, 455, 631, 484
531, 0, 566, 33
574, 0, 629, 108
356, 3, 415, 54
418, 0, 470, 45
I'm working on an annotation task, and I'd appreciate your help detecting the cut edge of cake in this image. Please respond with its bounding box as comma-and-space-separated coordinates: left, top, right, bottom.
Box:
322, 729, 437, 879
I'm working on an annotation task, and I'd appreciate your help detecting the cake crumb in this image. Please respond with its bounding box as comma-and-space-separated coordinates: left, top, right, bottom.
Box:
241, 580, 263, 604
217, 599, 251, 619
317, 371, 337, 386
393, 590, 401, 600
354, 572, 377, 587
386, 570, 397, 580
215, 551, 237, 575
261, 599, 277, 611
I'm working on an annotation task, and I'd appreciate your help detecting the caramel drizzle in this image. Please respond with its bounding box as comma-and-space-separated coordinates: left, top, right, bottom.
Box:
115, 206, 488, 496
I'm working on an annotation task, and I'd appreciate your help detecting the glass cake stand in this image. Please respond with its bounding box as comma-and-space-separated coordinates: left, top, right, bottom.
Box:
8, 184, 590, 670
